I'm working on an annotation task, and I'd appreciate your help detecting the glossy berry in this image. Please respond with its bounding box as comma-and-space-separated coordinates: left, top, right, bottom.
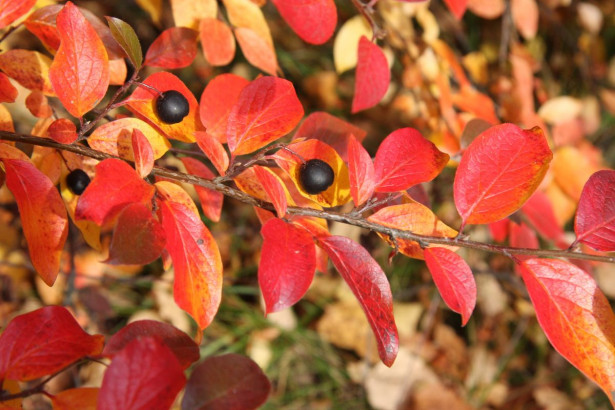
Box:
66, 169, 90, 195
155, 90, 189, 124
299, 159, 335, 194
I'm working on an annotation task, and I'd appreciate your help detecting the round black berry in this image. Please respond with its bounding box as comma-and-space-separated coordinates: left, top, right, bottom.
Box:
299, 159, 335, 195
155, 90, 189, 124
66, 169, 90, 195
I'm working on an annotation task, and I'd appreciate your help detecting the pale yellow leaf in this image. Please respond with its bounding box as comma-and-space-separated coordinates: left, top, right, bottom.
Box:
171, 0, 217, 30
538, 96, 583, 125
222, 0, 272, 47
333, 15, 372, 74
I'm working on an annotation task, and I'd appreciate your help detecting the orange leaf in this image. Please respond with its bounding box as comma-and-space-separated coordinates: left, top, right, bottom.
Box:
48, 118, 77, 144
25, 90, 52, 118
227, 76, 303, 155
2, 159, 68, 286
451, 85, 499, 125
125, 71, 204, 143
0, 72, 18, 103
199, 74, 249, 143
347, 134, 375, 206
194, 131, 229, 175
88, 117, 170, 160
157, 181, 223, 330
519, 258, 615, 406
0, 50, 54, 95
222, 0, 273, 47
51, 388, 99, 410
352, 36, 390, 113
454, 124, 552, 228
131, 128, 155, 178
367, 201, 458, 260
444, 0, 467, 19
144, 27, 198, 69
0, 0, 35, 29
253, 165, 289, 217
49, 2, 109, 117
234, 27, 278, 76
199, 18, 236, 66
179, 157, 224, 222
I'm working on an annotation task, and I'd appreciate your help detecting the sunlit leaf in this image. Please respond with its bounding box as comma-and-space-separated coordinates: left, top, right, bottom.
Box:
105, 17, 143, 70
347, 134, 375, 206
49, 2, 109, 117
0, 0, 35, 29
199, 18, 236, 66
194, 131, 229, 175
259, 218, 316, 313
0, 306, 104, 381
320, 236, 398, 367
179, 157, 224, 222
0, 50, 54, 95
521, 191, 568, 248
157, 181, 223, 330
131, 128, 155, 178
373, 128, 449, 192
98, 337, 185, 410
144, 27, 198, 69
0, 72, 18, 103
352, 36, 390, 113
272, 0, 337, 45
227, 76, 303, 155
519, 259, 615, 406
171, 0, 217, 30
574, 170, 615, 251
222, 0, 273, 47
2, 159, 68, 285
199, 73, 249, 143
234, 27, 278, 76
182, 354, 271, 410
48, 118, 77, 144
253, 166, 289, 217
423, 247, 476, 326
454, 124, 552, 228
333, 15, 372, 74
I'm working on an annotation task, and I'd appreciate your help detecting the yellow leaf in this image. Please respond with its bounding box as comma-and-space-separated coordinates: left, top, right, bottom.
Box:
333, 15, 372, 74
222, 0, 273, 46
136, 0, 162, 25
171, 0, 217, 29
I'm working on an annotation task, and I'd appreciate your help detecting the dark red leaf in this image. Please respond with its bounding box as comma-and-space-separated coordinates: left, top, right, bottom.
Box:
181, 353, 271, 410
199, 74, 249, 143
98, 337, 186, 410
272, 0, 337, 45
259, 218, 316, 314
102, 320, 199, 370
0, 306, 104, 381
574, 170, 615, 251
144, 27, 198, 69
320, 236, 398, 366
352, 36, 390, 113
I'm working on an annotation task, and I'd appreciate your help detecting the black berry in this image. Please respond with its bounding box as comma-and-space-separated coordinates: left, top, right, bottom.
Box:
155, 90, 189, 124
299, 159, 335, 195
66, 169, 90, 195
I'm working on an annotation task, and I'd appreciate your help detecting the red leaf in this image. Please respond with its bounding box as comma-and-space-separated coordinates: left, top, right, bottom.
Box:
489, 218, 509, 242
2, 159, 68, 285
24, 5, 62, 51
522, 191, 568, 248
49, 2, 109, 117
199, 73, 249, 143
48, 118, 77, 144
444, 0, 468, 19
293, 111, 367, 162
125, 71, 203, 143
519, 259, 615, 406
182, 354, 271, 410
509, 222, 539, 261
0, 72, 18, 103
75, 158, 155, 226
352, 37, 390, 113
258, 218, 316, 314
227, 76, 304, 155
253, 165, 288, 217
106, 203, 166, 265
319, 236, 398, 366
157, 181, 223, 330
0, 306, 104, 381
180, 157, 224, 222
424, 247, 476, 326
131, 128, 154, 178
195, 131, 229, 175
574, 170, 615, 251
272, 0, 337, 45
144, 27, 198, 69
102, 320, 199, 369
98, 337, 186, 410
51, 387, 99, 410
199, 18, 236, 66
454, 124, 552, 229
0, 0, 35, 29
347, 134, 375, 206
373, 128, 449, 192
234, 27, 278, 76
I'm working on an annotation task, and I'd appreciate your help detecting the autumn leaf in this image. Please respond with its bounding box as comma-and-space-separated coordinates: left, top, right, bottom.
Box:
0, 72, 18, 103
0, 306, 104, 381
194, 131, 229, 175
49, 2, 109, 118
347, 134, 375, 206
0, 0, 35, 29
179, 157, 224, 222
234, 27, 278, 76
48, 118, 77, 144
0, 50, 54, 95
2, 159, 68, 285
424, 247, 476, 326
454, 124, 552, 229
199, 18, 236, 66
574, 170, 615, 251
333, 15, 372, 74
227, 76, 304, 155
444, 0, 467, 19
157, 181, 223, 331
253, 165, 289, 217
223, 0, 273, 47
75, 158, 156, 226
522, 191, 568, 248
182, 354, 271, 409
258, 218, 316, 314
199, 73, 249, 143
352, 36, 390, 113
519, 259, 615, 406
98, 337, 186, 410
131, 128, 155, 178
272, 0, 337, 45
373, 128, 449, 192
51, 388, 99, 410
144, 27, 198, 69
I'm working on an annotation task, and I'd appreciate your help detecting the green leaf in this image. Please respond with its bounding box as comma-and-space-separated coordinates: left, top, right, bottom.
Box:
105, 16, 142, 70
